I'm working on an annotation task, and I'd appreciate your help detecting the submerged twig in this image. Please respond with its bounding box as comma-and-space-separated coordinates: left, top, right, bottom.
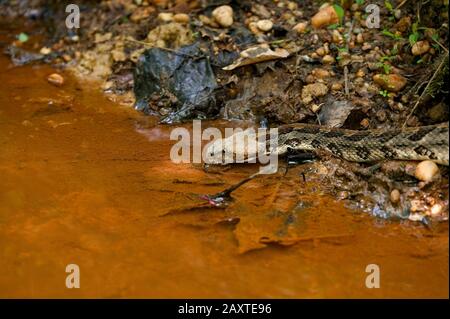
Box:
201, 171, 261, 206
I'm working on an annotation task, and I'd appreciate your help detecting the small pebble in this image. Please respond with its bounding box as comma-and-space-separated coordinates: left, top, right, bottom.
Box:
62, 54, 72, 62
312, 68, 330, 79
47, 73, 64, 86
40, 47, 51, 55
360, 118, 369, 129
373, 73, 407, 92
316, 47, 326, 56
157, 12, 173, 22
337, 191, 350, 200
356, 69, 365, 78
311, 4, 339, 28
173, 13, 190, 24
322, 54, 335, 64
212, 5, 233, 27
292, 21, 308, 33
415, 160, 440, 182
256, 19, 273, 32
356, 33, 364, 43
430, 203, 443, 216
332, 30, 343, 44
362, 43, 372, 51
390, 189, 401, 204
411, 40, 430, 56
331, 82, 343, 91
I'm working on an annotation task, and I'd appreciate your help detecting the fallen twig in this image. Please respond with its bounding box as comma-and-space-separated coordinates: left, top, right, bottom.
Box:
201, 171, 261, 206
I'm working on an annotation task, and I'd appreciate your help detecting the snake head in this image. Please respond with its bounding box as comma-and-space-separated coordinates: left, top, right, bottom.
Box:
204, 129, 266, 165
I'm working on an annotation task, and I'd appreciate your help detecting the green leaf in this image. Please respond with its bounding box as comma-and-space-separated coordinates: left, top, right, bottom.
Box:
382, 29, 403, 40
333, 4, 345, 23
327, 23, 339, 30
356, 0, 364, 5
17, 32, 29, 43
384, 0, 393, 12
409, 33, 419, 46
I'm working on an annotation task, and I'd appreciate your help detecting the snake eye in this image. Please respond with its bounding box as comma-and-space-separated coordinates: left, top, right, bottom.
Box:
222, 150, 226, 154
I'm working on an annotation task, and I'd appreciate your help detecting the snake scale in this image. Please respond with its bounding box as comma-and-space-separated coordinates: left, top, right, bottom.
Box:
205, 123, 449, 166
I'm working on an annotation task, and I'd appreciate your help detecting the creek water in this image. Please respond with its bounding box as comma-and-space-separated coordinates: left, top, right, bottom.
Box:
0, 26, 448, 298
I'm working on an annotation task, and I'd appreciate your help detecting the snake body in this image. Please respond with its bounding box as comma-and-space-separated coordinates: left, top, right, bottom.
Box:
205, 123, 449, 165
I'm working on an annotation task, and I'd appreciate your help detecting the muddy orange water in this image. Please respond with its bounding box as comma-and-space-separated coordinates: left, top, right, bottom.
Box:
0, 40, 448, 300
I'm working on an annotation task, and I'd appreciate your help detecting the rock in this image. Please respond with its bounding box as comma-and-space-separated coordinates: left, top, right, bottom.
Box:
62, 54, 72, 62
301, 83, 328, 104
199, 15, 219, 28
331, 82, 343, 91
158, 12, 173, 22
322, 54, 335, 64
292, 21, 308, 33
287, 1, 298, 11
394, 16, 411, 33
256, 19, 273, 32
360, 118, 370, 129
212, 5, 233, 28
39, 47, 51, 55
281, 12, 296, 25
373, 74, 407, 92
47, 73, 64, 86
248, 22, 261, 34
362, 43, 372, 51
316, 47, 326, 56
390, 189, 401, 204
394, 9, 402, 20
134, 43, 217, 123
130, 6, 155, 22
356, 33, 364, 43
311, 4, 339, 28
411, 40, 430, 56
337, 191, 350, 200
356, 69, 365, 77
430, 203, 443, 216
312, 68, 331, 79
415, 160, 440, 182
173, 13, 190, 24
332, 30, 343, 44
